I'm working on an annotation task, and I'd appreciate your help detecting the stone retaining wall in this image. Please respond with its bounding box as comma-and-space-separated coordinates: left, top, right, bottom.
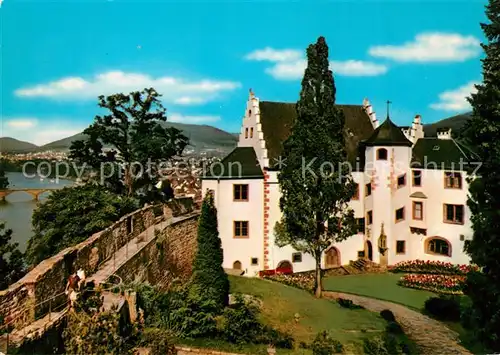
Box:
113, 214, 199, 286
0, 197, 194, 329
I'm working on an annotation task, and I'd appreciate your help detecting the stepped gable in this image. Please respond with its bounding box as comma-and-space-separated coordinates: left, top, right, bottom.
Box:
364, 117, 413, 147
258, 101, 375, 169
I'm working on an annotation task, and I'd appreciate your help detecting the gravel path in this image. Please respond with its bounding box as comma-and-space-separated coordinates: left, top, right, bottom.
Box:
323, 291, 473, 355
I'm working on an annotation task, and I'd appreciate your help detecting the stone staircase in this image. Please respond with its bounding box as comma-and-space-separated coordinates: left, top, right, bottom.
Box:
349, 259, 385, 273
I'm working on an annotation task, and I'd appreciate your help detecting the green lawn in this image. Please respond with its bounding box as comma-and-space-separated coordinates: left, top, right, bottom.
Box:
323, 273, 436, 311
229, 275, 386, 348
180, 275, 414, 354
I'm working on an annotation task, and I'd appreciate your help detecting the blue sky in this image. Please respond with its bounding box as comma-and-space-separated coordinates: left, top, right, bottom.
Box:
0, 0, 486, 145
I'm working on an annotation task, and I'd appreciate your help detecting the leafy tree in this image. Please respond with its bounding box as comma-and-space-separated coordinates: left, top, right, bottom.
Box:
63, 287, 134, 354
69, 88, 189, 202
463, 0, 500, 350
0, 222, 26, 290
189, 190, 229, 311
0, 168, 9, 190
26, 185, 138, 265
274, 37, 357, 298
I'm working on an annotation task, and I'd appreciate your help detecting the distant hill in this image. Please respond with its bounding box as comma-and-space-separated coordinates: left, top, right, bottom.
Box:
1, 113, 473, 154
424, 112, 472, 137
39, 133, 88, 151
0, 137, 39, 153
34, 122, 239, 153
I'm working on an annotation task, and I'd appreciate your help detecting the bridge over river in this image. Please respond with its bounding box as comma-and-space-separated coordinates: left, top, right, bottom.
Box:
0, 188, 59, 201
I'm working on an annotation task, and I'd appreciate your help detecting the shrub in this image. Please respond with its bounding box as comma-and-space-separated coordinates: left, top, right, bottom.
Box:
337, 298, 364, 309
220, 294, 294, 348
363, 332, 414, 355
258, 326, 294, 349
140, 328, 177, 355
386, 321, 403, 335
169, 292, 219, 338
424, 296, 461, 321
310, 331, 343, 355
219, 294, 262, 344
379, 309, 396, 322
363, 336, 388, 355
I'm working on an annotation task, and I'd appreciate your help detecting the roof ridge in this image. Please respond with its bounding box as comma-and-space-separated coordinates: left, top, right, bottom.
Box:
454, 139, 480, 160
451, 139, 468, 159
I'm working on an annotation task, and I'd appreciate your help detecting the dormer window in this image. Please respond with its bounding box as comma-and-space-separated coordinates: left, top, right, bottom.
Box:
250, 127, 254, 138
245, 128, 249, 139
377, 148, 388, 160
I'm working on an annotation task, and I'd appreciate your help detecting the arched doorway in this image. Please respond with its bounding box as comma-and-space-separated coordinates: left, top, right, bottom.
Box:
233, 261, 242, 270
324, 247, 341, 268
365, 241, 373, 261
277, 260, 293, 272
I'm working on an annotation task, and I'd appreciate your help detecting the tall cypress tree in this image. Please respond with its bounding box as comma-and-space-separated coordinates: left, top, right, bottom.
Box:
463, 0, 500, 350
275, 36, 356, 298
189, 190, 229, 311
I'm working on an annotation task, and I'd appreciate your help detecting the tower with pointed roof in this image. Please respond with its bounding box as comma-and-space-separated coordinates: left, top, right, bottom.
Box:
362, 113, 413, 265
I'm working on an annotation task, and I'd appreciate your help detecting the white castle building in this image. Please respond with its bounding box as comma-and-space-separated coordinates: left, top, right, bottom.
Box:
201, 90, 478, 276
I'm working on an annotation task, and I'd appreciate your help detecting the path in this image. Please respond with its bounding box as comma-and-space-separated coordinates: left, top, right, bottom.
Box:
323, 291, 472, 355
88, 214, 188, 285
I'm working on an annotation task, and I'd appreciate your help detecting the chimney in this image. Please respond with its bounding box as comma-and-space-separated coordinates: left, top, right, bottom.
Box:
437, 127, 452, 140
411, 114, 424, 141
363, 98, 379, 129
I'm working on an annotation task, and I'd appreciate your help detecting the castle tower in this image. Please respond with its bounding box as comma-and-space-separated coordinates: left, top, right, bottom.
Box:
363, 117, 413, 265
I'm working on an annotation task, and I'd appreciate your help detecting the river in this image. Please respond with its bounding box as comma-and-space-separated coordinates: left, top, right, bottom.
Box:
0, 172, 73, 252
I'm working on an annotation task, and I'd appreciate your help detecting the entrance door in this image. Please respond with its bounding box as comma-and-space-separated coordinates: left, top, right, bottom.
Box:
277, 260, 293, 272
233, 261, 242, 270
366, 241, 373, 261
325, 247, 341, 268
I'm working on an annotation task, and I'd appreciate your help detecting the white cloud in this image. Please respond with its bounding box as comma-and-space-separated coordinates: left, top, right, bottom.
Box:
369, 33, 481, 62
15, 71, 241, 104
265, 60, 307, 80
246, 48, 387, 80
330, 60, 388, 76
5, 118, 38, 129
245, 47, 302, 62
174, 97, 207, 105
168, 113, 220, 124
430, 81, 478, 111
1, 118, 86, 146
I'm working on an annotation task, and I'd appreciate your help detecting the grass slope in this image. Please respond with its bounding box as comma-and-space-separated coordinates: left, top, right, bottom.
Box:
229, 276, 386, 344
0, 137, 39, 153
182, 275, 388, 354
323, 273, 435, 311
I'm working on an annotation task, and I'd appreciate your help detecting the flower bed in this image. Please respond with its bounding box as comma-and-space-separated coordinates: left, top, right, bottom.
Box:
261, 271, 315, 293
398, 273, 466, 295
258, 267, 293, 277
389, 260, 479, 275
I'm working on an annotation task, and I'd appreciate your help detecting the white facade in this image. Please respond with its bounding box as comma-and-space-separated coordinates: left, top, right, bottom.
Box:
202, 92, 474, 276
